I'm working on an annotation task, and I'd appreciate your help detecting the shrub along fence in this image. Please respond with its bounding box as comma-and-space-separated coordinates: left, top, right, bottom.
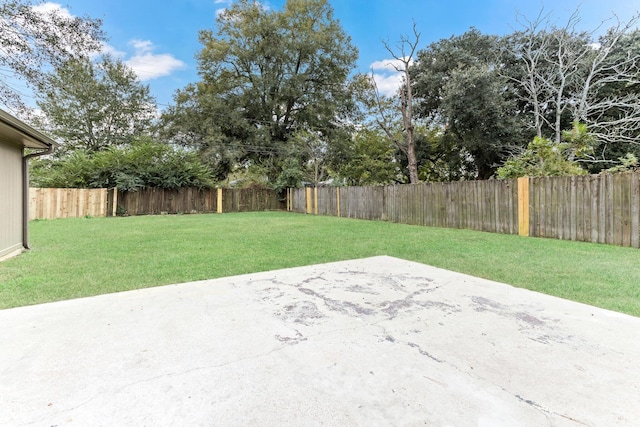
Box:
29, 187, 284, 219
287, 173, 640, 248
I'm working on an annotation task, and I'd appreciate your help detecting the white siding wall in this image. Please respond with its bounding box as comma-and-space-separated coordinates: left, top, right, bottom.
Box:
0, 141, 23, 258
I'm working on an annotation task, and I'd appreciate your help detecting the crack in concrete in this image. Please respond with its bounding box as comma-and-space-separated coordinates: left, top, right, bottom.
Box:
367, 318, 583, 425
370, 322, 444, 363
31, 343, 295, 424
406, 342, 444, 363
444, 355, 593, 426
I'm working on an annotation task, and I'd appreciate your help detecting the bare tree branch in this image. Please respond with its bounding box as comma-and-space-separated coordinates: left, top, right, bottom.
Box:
378, 22, 421, 183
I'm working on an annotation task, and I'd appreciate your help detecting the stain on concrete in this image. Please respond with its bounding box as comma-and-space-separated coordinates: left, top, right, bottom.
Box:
472, 296, 546, 328
298, 287, 376, 316
301, 275, 327, 285
256, 287, 285, 300
346, 284, 380, 295
380, 289, 459, 319
515, 312, 545, 327
515, 394, 537, 407
276, 301, 326, 326
471, 296, 506, 311
275, 330, 307, 345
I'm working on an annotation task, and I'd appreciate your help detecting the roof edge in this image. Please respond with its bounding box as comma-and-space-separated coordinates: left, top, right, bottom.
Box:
0, 108, 56, 149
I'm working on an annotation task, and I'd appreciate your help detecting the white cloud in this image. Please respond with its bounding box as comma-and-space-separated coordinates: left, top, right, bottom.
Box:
370, 59, 404, 72
124, 39, 186, 81
370, 58, 413, 97
130, 39, 154, 53
31, 2, 73, 20
372, 72, 403, 97
98, 42, 126, 58
371, 57, 414, 72
215, 0, 232, 18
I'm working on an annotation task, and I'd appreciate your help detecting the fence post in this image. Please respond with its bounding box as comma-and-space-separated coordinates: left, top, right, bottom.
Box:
518, 177, 530, 237
314, 187, 318, 215
336, 187, 341, 217
111, 187, 118, 217
286, 188, 290, 211
217, 188, 223, 214
305, 187, 312, 214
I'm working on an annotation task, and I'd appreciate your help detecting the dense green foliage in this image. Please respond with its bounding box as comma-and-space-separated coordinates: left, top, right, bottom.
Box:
338, 129, 400, 185
12, 2, 639, 188
2, 213, 639, 316
411, 29, 528, 179
28, 53, 188, 190
37, 55, 156, 155
161, 0, 358, 188
496, 122, 595, 178
30, 139, 214, 190
409, 21, 640, 180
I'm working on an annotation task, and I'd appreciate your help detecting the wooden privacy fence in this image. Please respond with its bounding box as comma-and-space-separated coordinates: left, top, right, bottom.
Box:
29, 188, 108, 220
116, 187, 283, 216
288, 181, 518, 234
30, 187, 284, 219
288, 172, 640, 248
28, 173, 640, 247
527, 174, 640, 248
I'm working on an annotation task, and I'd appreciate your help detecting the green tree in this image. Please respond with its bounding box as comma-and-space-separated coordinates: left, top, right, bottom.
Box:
411, 29, 527, 179
161, 0, 358, 184
0, 0, 104, 111
338, 129, 400, 185
37, 55, 156, 155
159, 82, 245, 182
415, 129, 477, 182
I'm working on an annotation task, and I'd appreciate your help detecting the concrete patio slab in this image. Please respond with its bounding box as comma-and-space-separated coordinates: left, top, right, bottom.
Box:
1, 256, 639, 426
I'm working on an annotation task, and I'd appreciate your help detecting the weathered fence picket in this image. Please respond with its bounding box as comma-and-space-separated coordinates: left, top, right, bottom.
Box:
289, 173, 640, 248
30, 187, 284, 219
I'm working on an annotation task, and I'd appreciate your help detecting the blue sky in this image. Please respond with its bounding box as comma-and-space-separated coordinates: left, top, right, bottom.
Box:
28, 0, 640, 108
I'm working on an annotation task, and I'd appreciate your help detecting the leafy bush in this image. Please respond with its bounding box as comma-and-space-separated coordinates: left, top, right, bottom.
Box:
30, 138, 215, 190
496, 122, 593, 179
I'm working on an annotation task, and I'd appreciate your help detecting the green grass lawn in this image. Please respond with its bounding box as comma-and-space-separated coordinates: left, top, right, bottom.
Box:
1, 211, 639, 316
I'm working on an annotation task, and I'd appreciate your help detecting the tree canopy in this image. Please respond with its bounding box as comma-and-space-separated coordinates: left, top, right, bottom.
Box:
0, 0, 105, 111
37, 55, 157, 155
21, 2, 640, 190
161, 0, 358, 188
409, 14, 640, 179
